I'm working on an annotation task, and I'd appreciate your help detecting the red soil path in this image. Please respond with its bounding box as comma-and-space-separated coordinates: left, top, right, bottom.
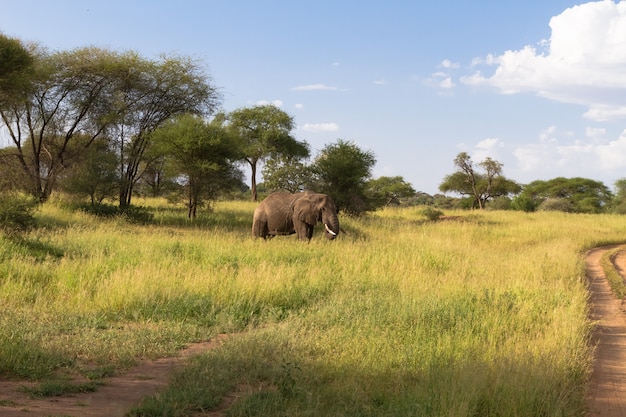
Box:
586, 245, 626, 417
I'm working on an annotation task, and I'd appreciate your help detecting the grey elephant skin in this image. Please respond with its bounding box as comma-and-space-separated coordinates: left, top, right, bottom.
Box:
252, 191, 340, 241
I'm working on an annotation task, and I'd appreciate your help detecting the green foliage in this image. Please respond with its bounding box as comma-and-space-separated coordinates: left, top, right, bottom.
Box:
538, 197, 574, 212
0, 34, 34, 102
262, 155, 314, 193
421, 206, 444, 221
0, 192, 37, 234
610, 178, 626, 214
312, 139, 376, 215
227, 105, 309, 200
150, 114, 244, 218
59, 138, 119, 204
366, 175, 416, 207
510, 194, 537, 212
519, 177, 613, 213
76, 203, 154, 224
439, 152, 521, 209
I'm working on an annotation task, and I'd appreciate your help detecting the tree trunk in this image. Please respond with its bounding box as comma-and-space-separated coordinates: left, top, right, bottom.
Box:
249, 159, 258, 201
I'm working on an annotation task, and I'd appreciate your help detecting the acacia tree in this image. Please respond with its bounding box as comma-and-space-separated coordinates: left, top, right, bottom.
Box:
439, 152, 520, 209
227, 105, 309, 201
312, 139, 376, 215
516, 177, 612, 213
150, 114, 244, 219
0, 46, 127, 201
366, 176, 416, 206
113, 55, 221, 208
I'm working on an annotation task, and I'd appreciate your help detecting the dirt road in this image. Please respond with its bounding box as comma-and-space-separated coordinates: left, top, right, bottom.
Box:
586, 245, 626, 417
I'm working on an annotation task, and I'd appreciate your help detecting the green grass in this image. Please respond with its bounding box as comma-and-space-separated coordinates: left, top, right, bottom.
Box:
2, 200, 626, 416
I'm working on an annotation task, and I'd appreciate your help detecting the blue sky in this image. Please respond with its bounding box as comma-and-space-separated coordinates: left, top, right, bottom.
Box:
2, 0, 626, 194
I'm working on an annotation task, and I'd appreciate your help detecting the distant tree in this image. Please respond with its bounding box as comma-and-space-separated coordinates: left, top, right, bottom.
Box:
439, 152, 520, 209
366, 176, 416, 206
150, 114, 244, 219
261, 154, 314, 193
227, 105, 309, 201
312, 139, 376, 215
517, 177, 613, 213
611, 178, 626, 214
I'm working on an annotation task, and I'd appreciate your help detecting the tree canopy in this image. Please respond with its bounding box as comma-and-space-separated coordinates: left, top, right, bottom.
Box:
0, 46, 222, 205
312, 139, 376, 215
366, 176, 416, 206
515, 177, 613, 213
439, 152, 520, 209
0, 34, 34, 103
150, 114, 244, 218
227, 105, 309, 201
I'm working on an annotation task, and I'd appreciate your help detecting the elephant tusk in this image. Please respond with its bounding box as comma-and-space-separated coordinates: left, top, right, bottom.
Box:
324, 223, 337, 236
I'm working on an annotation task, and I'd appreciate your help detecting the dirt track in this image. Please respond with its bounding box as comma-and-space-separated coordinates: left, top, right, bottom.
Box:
2, 248, 626, 416
586, 245, 626, 417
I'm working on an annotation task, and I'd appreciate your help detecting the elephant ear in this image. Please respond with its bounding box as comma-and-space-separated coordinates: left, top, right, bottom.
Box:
293, 199, 318, 225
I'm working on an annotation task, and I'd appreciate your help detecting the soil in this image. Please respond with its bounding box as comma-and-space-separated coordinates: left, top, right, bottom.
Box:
586, 245, 626, 417
1, 247, 626, 417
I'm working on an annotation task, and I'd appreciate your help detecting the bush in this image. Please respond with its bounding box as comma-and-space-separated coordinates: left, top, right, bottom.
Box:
422, 207, 444, 221
77, 203, 154, 224
537, 198, 573, 213
0, 192, 37, 234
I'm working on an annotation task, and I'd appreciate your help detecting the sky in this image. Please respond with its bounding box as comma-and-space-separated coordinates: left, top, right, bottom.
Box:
2, 0, 626, 194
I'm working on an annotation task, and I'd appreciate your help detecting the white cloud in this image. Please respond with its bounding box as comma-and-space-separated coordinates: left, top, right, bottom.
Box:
439, 59, 460, 69
299, 123, 339, 132
291, 84, 337, 91
295, 103, 304, 109
462, 1, 626, 121
425, 71, 456, 90
472, 137, 503, 161
513, 128, 626, 176
255, 99, 283, 107
374, 79, 386, 85
438, 77, 455, 89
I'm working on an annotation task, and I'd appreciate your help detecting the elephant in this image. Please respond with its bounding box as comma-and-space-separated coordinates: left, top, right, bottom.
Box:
252, 191, 340, 241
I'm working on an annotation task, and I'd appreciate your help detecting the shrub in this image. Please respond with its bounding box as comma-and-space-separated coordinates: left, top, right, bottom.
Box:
0, 192, 37, 234
77, 203, 154, 224
422, 207, 444, 221
537, 198, 573, 213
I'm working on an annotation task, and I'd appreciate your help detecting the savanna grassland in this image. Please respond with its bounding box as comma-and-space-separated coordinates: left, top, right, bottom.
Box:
2, 198, 626, 417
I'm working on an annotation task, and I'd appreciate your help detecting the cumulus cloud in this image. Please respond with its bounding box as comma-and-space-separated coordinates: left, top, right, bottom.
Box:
291, 84, 337, 91
255, 99, 283, 107
513, 128, 626, 176
462, 1, 626, 121
299, 123, 339, 132
439, 59, 460, 69
472, 137, 503, 161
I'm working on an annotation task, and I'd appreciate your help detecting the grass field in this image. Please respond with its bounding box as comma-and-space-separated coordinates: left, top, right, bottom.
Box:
2, 198, 626, 416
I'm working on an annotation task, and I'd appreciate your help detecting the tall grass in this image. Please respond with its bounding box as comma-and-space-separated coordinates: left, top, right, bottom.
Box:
2, 200, 626, 416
